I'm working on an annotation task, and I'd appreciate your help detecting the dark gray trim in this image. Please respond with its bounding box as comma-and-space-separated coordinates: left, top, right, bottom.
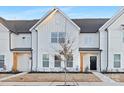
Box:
79, 48, 102, 51
80, 32, 98, 33
10, 48, 32, 51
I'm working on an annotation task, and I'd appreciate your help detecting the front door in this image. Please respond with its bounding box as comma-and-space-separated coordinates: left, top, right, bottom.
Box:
90, 56, 97, 70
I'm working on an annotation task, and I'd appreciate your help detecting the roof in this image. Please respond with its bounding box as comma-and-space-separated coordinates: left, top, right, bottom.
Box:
79, 48, 102, 51
0, 17, 109, 34
72, 19, 109, 33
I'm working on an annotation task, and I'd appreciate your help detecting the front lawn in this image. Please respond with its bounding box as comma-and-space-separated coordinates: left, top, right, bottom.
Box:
105, 73, 124, 82
3, 73, 101, 82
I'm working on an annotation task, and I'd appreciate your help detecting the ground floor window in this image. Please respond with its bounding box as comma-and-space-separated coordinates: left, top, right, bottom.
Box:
42, 54, 49, 67
54, 55, 61, 67
114, 54, 121, 68
0, 55, 4, 68
67, 55, 73, 67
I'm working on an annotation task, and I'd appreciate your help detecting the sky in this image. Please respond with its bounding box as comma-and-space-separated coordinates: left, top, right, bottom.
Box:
0, 6, 121, 20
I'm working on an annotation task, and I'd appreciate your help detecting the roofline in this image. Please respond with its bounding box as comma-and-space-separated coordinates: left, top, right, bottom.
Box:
99, 7, 124, 31
29, 8, 56, 31
29, 8, 80, 31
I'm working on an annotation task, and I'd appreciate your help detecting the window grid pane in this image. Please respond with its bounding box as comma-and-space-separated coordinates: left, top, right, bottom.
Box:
67, 55, 73, 67
114, 54, 121, 68
43, 54, 49, 67
0, 55, 4, 68
55, 55, 61, 67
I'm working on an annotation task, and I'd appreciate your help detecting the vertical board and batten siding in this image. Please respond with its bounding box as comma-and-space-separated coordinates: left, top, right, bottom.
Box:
107, 13, 124, 72
11, 34, 31, 49
99, 30, 108, 71
79, 33, 99, 48
0, 23, 13, 71
32, 11, 80, 72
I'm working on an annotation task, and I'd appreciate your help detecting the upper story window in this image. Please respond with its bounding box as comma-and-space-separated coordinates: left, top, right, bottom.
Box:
51, 32, 65, 43
42, 54, 49, 67
114, 54, 121, 68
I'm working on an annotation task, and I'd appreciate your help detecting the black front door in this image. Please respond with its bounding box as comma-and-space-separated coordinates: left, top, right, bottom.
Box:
90, 56, 97, 70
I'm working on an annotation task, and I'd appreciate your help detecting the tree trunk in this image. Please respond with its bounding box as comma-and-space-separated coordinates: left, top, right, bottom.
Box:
64, 60, 67, 85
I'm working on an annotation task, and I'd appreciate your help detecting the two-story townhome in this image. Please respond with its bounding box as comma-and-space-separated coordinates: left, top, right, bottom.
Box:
0, 7, 124, 72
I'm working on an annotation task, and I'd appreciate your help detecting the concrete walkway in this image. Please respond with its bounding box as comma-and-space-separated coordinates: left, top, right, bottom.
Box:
0, 81, 123, 86
0, 72, 28, 82
92, 71, 118, 85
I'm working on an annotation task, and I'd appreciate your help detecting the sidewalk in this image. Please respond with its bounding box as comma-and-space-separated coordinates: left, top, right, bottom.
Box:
92, 71, 118, 85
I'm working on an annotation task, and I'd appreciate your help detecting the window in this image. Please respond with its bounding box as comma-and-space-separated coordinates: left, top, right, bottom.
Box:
67, 55, 73, 67
0, 55, 4, 68
59, 32, 65, 43
51, 32, 58, 43
42, 54, 49, 67
54, 55, 61, 67
51, 32, 65, 43
114, 54, 121, 68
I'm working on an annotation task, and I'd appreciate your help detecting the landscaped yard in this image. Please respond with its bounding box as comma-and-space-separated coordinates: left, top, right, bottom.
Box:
3, 73, 101, 82
105, 73, 124, 82
0, 73, 13, 78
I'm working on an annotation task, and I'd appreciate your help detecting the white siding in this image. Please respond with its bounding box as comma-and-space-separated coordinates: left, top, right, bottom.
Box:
107, 13, 124, 72
0, 23, 13, 71
11, 34, 31, 48
32, 11, 80, 72
79, 33, 99, 48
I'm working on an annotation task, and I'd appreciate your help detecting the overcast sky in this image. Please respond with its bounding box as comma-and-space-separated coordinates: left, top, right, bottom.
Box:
0, 6, 121, 20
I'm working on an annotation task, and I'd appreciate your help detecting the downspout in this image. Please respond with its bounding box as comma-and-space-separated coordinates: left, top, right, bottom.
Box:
106, 28, 109, 72
30, 32, 33, 72
98, 31, 101, 72
9, 32, 11, 50
36, 29, 38, 72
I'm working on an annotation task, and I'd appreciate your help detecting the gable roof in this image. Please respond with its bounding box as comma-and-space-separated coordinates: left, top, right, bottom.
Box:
0, 17, 109, 34
30, 8, 80, 31
72, 19, 109, 33
99, 7, 124, 31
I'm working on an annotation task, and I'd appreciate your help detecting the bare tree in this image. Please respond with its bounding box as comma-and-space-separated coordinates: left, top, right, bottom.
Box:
52, 32, 76, 85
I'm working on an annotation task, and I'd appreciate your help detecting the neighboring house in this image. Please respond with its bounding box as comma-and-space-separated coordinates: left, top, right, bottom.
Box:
0, 7, 124, 72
